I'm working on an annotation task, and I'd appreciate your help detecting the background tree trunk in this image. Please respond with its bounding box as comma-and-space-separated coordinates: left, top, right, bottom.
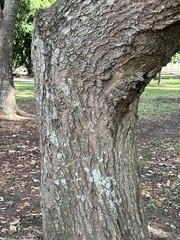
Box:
32, 1, 180, 239
25, 61, 33, 75
0, 0, 19, 115
157, 71, 162, 86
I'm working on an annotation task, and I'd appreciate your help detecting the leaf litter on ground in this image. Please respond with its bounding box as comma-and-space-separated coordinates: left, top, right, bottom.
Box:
0, 103, 179, 239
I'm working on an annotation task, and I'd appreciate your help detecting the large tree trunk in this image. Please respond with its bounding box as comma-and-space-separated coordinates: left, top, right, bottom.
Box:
32, 1, 180, 239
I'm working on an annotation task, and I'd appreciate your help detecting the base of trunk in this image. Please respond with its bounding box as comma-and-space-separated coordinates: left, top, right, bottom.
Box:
0, 81, 36, 119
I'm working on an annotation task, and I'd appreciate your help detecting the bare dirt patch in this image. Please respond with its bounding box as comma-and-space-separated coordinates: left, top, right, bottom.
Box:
138, 113, 180, 240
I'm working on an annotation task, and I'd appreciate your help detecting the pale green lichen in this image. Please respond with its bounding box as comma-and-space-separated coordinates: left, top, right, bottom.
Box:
106, 0, 115, 5
61, 179, 66, 184
89, 5, 95, 14
57, 153, 63, 160
71, 101, 80, 107
46, 90, 50, 99
75, 172, 79, 177
76, 195, 86, 202
49, 131, 59, 147
84, 167, 90, 173
43, 155, 48, 164
84, 0, 91, 4
92, 169, 101, 185
61, 82, 70, 96
75, 169, 121, 208
55, 179, 66, 186
80, 16, 88, 22
51, 48, 60, 65
34, 38, 46, 73
61, 77, 72, 96
67, 78, 72, 83
64, 11, 73, 21
109, 201, 115, 209
97, 157, 103, 163
55, 179, 60, 185
90, 169, 119, 208
74, 172, 81, 181
62, 26, 70, 35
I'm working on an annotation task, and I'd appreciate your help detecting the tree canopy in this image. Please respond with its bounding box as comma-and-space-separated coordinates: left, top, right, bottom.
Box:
13, 0, 179, 74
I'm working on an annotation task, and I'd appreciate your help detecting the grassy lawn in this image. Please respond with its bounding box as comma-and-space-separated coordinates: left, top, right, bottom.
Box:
14, 80, 35, 100
14, 77, 180, 118
14, 80, 36, 113
138, 76, 180, 119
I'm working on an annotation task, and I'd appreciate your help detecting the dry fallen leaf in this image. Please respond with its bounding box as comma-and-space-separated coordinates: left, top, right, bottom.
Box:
7, 225, 17, 235
23, 201, 31, 207
156, 201, 162, 207
166, 180, 170, 186
0, 196, 4, 201
170, 224, 176, 230
9, 218, 20, 225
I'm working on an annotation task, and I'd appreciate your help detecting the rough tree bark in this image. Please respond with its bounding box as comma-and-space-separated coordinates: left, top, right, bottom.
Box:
32, 1, 180, 239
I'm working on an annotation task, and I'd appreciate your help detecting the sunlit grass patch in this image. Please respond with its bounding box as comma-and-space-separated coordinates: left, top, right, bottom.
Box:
14, 81, 35, 100
138, 77, 180, 118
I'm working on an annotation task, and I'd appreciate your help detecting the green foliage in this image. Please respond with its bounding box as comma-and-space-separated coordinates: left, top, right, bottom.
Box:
13, 0, 55, 74
30, 0, 55, 12
12, 144, 21, 150
171, 51, 180, 63
13, 0, 32, 73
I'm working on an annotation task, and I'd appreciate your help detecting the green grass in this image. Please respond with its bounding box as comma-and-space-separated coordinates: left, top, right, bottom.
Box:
138, 77, 180, 118
14, 77, 180, 118
14, 81, 35, 100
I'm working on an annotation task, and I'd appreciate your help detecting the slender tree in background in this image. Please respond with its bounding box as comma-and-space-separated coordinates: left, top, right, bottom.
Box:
157, 71, 162, 86
32, 1, 180, 239
0, 0, 20, 116
0, 0, 55, 117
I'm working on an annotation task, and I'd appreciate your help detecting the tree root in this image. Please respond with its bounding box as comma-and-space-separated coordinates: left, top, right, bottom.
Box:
148, 224, 177, 240
13, 114, 36, 121
1, 114, 36, 121
16, 106, 36, 119
0, 107, 37, 121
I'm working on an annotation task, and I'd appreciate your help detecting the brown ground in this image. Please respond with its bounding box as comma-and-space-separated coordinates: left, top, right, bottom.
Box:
0, 102, 179, 239
138, 113, 180, 240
